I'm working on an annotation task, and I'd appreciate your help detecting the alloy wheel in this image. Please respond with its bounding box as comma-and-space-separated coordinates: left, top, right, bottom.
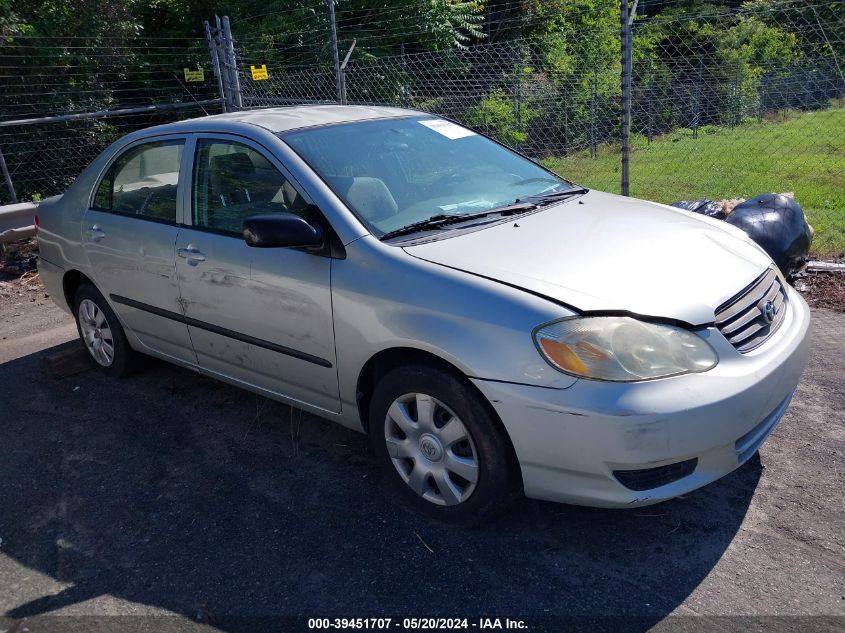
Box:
78, 298, 115, 367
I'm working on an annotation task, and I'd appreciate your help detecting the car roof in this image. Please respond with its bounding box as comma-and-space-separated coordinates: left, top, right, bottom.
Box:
142, 104, 425, 136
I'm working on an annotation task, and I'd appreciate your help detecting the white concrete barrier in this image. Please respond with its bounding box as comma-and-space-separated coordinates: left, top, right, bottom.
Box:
0, 201, 38, 244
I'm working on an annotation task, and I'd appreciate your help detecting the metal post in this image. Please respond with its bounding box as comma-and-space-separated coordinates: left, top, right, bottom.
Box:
590, 66, 597, 159
214, 16, 229, 110
205, 20, 227, 113
400, 42, 409, 107
785, 56, 792, 119
0, 146, 17, 203
647, 58, 654, 145
620, 0, 633, 196
514, 45, 523, 139
732, 59, 741, 127
669, 76, 676, 131
339, 39, 356, 105
693, 58, 702, 139
327, 0, 342, 103
221, 16, 242, 110
562, 82, 569, 152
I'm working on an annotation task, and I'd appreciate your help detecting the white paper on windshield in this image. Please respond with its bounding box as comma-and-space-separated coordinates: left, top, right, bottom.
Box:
419, 119, 476, 139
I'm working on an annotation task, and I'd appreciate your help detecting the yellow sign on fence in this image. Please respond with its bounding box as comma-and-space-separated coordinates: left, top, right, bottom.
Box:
250, 64, 269, 81
183, 67, 205, 82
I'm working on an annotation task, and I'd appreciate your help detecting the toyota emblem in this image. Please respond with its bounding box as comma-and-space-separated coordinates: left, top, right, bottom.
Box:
761, 300, 776, 324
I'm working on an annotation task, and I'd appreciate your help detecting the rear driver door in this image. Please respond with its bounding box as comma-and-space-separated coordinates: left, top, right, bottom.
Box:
82, 136, 196, 365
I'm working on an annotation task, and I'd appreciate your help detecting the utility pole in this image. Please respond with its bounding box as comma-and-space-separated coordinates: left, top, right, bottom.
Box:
221, 16, 242, 110
204, 20, 227, 112
327, 0, 342, 103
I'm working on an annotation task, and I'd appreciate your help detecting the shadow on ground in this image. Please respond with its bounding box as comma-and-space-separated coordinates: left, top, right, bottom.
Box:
1, 341, 761, 631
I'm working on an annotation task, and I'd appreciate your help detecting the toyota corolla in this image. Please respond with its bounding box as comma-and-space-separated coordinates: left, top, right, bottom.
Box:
36, 105, 810, 523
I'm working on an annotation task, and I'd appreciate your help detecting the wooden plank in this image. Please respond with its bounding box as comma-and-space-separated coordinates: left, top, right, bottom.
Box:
807, 261, 845, 273
44, 344, 92, 378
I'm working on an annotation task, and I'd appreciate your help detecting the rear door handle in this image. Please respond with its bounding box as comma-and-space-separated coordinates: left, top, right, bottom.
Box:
87, 225, 106, 241
177, 244, 207, 265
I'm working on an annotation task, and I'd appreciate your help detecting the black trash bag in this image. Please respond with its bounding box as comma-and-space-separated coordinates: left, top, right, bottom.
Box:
671, 198, 727, 219
724, 193, 812, 277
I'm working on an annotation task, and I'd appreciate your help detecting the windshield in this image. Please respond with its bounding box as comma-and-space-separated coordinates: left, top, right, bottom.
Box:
281, 116, 577, 237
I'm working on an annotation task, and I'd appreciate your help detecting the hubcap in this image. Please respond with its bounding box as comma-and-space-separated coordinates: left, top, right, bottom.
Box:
78, 299, 115, 367
384, 393, 479, 506
419, 434, 443, 462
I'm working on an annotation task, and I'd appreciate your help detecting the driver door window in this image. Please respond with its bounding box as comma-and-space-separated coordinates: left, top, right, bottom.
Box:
192, 139, 310, 235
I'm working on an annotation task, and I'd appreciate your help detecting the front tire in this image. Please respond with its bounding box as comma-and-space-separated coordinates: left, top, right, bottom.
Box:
73, 284, 139, 377
368, 364, 518, 525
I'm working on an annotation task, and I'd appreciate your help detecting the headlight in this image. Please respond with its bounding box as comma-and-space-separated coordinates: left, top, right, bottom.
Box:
533, 316, 717, 382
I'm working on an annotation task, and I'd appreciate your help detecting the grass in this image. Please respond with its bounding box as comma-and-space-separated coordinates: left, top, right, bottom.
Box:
542, 106, 845, 257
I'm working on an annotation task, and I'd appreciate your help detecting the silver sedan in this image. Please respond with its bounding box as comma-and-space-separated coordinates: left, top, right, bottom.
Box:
36, 105, 810, 523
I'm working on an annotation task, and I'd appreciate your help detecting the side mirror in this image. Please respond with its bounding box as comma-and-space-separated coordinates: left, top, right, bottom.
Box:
243, 212, 324, 249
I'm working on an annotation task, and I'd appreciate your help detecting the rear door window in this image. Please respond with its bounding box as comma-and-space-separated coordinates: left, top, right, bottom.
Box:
93, 140, 184, 223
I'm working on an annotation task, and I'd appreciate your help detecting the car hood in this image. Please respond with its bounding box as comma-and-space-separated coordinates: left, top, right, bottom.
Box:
403, 190, 774, 326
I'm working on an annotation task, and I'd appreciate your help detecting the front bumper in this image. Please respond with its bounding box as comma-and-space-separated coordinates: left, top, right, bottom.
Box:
472, 286, 811, 508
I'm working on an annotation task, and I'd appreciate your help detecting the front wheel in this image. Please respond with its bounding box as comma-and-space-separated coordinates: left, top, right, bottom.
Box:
368, 364, 518, 525
73, 284, 140, 377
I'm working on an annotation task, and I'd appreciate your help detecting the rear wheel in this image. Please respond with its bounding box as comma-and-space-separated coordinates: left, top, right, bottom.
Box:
369, 364, 518, 525
73, 284, 139, 377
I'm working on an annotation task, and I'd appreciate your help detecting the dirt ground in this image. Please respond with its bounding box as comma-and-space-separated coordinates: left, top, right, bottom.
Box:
795, 269, 845, 312
0, 239, 41, 302
0, 246, 843, 632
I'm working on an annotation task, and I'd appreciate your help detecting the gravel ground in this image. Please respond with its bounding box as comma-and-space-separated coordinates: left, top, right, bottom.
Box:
0, 288, 843, 633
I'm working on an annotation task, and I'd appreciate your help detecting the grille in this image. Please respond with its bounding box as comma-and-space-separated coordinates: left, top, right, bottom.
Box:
715, 268, 788, 353
613, 459, 698, 491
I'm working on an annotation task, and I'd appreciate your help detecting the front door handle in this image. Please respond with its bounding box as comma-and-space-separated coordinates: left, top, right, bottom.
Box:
87, 225, 106, 241
177, 244, 207, 265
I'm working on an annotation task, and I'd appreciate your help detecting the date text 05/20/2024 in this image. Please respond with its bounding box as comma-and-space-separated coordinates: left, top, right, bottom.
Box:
308, 618, 528, 630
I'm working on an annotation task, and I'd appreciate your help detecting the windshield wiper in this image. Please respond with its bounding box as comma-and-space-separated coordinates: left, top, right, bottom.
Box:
380, 188, 588, 241
517, 187, 588, 205
380, 205, 535, 241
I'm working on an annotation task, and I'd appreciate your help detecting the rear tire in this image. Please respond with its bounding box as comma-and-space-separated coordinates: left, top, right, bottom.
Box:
73, 284, 140, 377
368, 364, 517, 525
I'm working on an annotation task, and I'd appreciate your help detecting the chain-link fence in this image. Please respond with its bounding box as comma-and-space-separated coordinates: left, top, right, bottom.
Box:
2, 0, 843, 254
0, 30, 223, 204
235, 0, 844, 254
237, 38, 622, 159
622, 3, 844, 254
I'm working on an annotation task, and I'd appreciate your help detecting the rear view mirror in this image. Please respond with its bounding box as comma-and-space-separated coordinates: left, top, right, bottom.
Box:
243, 212, 324, 249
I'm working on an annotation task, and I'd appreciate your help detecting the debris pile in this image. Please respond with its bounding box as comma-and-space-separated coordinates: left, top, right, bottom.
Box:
0, 238, 42, 302
793, 259, 845, 312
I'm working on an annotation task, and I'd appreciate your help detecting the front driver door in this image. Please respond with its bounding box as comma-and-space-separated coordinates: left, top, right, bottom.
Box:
82, 136, 196, 365
175, 135, 340, 413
